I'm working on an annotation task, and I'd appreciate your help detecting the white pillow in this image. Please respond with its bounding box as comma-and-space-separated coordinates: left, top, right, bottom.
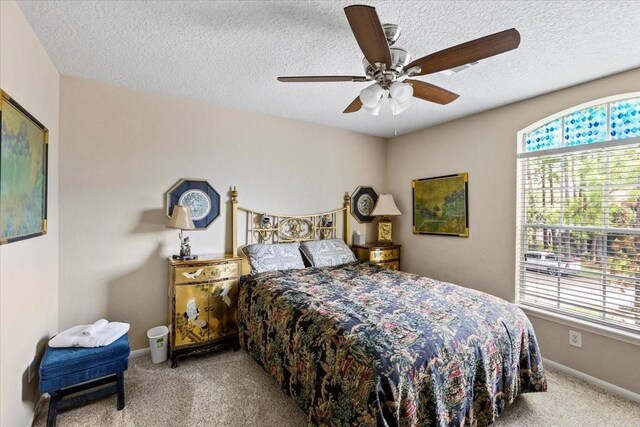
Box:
242, 242, 305, 274
300, 239, 356, 268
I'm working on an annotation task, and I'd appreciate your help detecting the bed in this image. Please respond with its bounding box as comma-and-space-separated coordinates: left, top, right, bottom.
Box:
230, 188, 547, 426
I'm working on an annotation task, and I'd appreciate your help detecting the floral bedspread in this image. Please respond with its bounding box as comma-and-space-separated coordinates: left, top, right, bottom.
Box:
238, 262, 547, 426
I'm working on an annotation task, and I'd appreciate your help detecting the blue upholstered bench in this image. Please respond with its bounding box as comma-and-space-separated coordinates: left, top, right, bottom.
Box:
39, 333, 130, 427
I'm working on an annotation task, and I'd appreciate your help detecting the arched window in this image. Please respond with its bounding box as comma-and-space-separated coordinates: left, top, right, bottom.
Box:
516, 93, 640, 336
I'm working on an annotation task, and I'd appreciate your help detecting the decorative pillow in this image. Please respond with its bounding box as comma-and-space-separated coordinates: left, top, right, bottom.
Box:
300, 239, 357, 268
242, 242, 305, 274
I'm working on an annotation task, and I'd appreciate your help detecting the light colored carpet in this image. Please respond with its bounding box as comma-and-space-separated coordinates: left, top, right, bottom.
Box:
34, 349, 640, 426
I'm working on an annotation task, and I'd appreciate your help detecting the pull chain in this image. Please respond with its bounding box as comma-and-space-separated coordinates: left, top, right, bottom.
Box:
394, 110, 398, 137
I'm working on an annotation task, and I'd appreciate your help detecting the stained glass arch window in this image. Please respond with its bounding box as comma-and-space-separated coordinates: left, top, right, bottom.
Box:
521, 94, 640, 153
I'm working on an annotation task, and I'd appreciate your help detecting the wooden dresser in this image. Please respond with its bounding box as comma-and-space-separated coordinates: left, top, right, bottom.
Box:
168, 254, 241, 367
352, 243, 401, 271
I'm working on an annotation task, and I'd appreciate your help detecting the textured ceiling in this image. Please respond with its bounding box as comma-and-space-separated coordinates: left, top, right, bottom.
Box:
17, 1, 640, 138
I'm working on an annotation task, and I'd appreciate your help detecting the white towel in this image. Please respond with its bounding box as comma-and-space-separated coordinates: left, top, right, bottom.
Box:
78, 322, 130, 348
82, 319, 108, 336
48, 325, 86, 348
49, 322, 130, 348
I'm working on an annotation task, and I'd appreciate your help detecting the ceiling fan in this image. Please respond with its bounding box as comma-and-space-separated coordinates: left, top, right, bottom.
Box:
278, 5, 521, 116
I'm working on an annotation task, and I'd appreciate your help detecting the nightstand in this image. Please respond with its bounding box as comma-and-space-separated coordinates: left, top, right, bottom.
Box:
168, 254, 241, 368
352, 243, 401, 271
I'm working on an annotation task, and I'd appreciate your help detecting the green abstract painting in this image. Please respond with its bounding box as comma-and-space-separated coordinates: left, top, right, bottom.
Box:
1, 91, 48, 244
413, 173, 468, 237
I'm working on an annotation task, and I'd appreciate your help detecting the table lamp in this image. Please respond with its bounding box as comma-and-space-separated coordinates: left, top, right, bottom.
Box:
370, 194, 402, 245
167, 205, 197, 260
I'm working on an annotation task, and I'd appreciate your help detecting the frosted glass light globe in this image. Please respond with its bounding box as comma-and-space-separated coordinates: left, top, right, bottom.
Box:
389, 81, 413, 104
363, 98, 383, 116
359, 83, 384, 108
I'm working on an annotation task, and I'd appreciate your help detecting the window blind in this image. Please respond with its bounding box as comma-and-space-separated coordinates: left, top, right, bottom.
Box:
516, 105, 640, 334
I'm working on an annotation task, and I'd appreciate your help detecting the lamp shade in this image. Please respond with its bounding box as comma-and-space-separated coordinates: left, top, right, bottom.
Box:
371, 194, 402, 216
167, 205, 195, 230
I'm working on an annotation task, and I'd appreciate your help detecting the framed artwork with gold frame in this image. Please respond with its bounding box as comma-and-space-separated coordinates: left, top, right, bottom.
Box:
0, 90, 48, 245
412, 173, 468, 237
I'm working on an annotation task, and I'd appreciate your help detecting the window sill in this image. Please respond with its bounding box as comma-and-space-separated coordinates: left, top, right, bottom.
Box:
517, 304, 640, 347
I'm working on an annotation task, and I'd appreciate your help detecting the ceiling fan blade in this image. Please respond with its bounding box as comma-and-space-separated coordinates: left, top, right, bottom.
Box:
405, 79, 459, 105
344, 5, 392, 68
343, 96, 363, 113
278, 76, 368, 83
405, 28, 521, 76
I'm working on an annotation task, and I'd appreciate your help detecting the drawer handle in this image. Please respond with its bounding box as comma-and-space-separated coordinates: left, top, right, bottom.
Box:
181, 268, 204, 280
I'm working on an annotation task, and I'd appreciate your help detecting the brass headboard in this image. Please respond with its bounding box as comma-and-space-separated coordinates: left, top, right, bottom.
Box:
230, 186, 351, 272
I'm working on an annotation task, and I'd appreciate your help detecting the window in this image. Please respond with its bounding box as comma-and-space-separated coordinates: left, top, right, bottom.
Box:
516, 94, 640, 335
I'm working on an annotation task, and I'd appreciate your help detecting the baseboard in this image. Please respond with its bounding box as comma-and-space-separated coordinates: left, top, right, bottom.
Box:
543, 358, 640, 403
129, 347, 150, 360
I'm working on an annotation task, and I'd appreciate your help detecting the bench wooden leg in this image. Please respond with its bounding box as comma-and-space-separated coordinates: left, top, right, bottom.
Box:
116, 372, 125, 410
47, 392, 60, 427
45, 372, 126, 423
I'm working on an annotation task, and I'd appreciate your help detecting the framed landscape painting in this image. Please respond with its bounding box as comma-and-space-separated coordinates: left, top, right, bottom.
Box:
0, 90, 48, 244
413, 173, 468, 237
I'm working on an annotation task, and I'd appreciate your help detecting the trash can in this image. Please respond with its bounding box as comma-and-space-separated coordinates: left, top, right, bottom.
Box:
147, 326, 169, 364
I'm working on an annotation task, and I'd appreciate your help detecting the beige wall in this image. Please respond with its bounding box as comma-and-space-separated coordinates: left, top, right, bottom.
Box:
386, 67, 640, 393
59, 76, 387, 350
0, 1, 60, 425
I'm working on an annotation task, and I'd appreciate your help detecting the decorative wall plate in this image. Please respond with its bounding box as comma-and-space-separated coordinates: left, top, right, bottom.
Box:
351, 186, 378, 223
166, 179, 220, 229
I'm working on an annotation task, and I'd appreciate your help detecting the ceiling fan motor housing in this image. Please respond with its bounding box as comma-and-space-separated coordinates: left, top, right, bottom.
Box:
362, 23, 411, 83
362, 46, 411, 82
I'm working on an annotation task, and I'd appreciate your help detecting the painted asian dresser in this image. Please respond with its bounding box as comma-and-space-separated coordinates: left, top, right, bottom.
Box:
167, 254, 241, 367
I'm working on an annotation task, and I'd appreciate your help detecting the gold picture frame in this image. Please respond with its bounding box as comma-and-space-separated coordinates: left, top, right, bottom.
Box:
412, 173, 468, 237
0, 90, 48, 245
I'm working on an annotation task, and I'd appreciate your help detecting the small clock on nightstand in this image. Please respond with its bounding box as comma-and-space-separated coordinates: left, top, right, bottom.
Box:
377, 222, 393, 243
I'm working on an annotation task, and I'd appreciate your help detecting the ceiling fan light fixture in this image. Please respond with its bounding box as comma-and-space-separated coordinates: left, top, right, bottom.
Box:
359, 83, 384, 108
363, 98, 383, 116
389, 81, 413, 104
